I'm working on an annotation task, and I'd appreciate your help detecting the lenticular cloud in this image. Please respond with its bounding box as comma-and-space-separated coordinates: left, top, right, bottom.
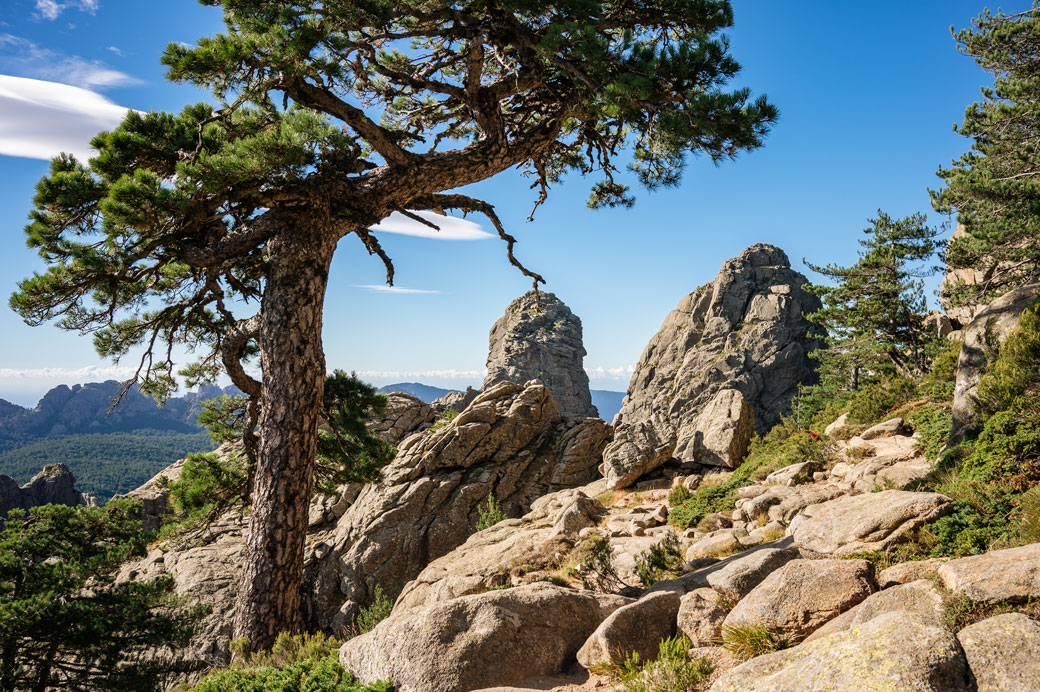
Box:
0, 74, 135, 161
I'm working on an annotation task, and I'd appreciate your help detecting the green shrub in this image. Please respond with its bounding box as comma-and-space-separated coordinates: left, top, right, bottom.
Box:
906, 404, 953, 460
846, 376, 917, 425
230, 632, 342, 668
667, 483, 691, 506
573, 530, 630, 592
975, 303, 1040, 418
721, 624, 790, 661
476, 492, 508, 531
355, 585, 394, 635
429, 407, 459, 432
919, 340, 962, 402
1016, 486, 1040, 544
616, 636, 714, 692
928, 499, 1012, 557
185, 652, 391, 692
634, 534, 685, 587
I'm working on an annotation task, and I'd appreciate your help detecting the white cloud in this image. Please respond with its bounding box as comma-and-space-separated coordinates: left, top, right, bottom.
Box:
0, 34, 141, 89
34, 0, 98, 20
354, 285, 440, 295
0, 74, 137, 160
585, 365, 636, 380
371, 211, 494, 241
0, 364, 136, 380
106, 45, 122, 56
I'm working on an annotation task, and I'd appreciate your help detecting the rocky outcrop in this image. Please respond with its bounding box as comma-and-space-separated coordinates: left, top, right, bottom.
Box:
602, 244, 823, 487
0, 464, 86, 517
958, 613, 1040, 692
805, 579, 945, 642
951, 283, 1040, 440
339, 582, 618, 692
787, 490, 952, 557
483, 291, 597, 419
709, 611, 972, 692
366, 392, 437, 444
308, 381, 610, 630
395, 488, 603, 611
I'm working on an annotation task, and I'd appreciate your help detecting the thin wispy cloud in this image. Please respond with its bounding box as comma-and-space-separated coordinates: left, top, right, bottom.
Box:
0, 74, 137, 160
371, 211, 494, 241
0, 365, 136, 380
355, 369, 487, 380
0, 34, 141, 89
34, 0, 99, 20
106, 45, 122, 56
585, 365, 636, 380
354, 285, 441, 295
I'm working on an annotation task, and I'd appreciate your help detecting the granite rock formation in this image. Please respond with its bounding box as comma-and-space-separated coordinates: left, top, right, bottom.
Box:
483, 291, 598, 419
602, 244, 823, 487
0, 463, 87, 516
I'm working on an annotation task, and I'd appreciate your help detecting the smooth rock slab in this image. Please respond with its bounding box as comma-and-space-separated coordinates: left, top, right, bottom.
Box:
878, 558, 947, 588
708, 611, 972, 692
340, 583, 611, 692
705, 546, 799, 602
787, 490, 951, 557
722, 559, 876, 640
576, 590, 681, 668
958, 613, 1040, 692
937, 542, 1040, 604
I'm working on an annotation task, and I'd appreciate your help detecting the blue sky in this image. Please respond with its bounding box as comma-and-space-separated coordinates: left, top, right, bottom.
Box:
0, 0, 1027, 406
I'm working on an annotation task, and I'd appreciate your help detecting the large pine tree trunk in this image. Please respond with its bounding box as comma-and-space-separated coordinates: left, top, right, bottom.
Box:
232, 227, 335, 651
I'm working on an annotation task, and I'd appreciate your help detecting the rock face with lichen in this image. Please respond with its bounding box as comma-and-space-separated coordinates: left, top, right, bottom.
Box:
483, 291, 598, 419
602, 244, 823, 488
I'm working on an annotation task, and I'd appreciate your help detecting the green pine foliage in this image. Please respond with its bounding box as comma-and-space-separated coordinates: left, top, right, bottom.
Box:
476, 492, 507, 531
932, 6, 1040, 305
615, 636, 714, 692
634, 534, 685, 587
0, 499, 206, 691
354, 586, 394, 636
184, 653, 390, 692
801, 211, 942, 419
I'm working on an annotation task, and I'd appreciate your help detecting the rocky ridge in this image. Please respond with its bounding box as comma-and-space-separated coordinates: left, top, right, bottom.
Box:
601, 244, 823, 488
0, 463, 94, 516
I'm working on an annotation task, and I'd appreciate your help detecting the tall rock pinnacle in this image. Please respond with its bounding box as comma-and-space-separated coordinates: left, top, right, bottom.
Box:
483, 291, 598, 419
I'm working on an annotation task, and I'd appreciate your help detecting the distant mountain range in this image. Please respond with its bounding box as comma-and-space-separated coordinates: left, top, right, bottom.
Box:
0, 381, 233, 501
376, 382, 626, 423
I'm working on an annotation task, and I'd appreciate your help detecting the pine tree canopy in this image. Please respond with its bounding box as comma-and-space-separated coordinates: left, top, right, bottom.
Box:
932, 6, 1040, 306
9, 0, 778, 648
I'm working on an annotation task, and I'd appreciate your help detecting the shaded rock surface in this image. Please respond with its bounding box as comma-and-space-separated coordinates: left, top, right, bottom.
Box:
576, 591, 680, 668
709, 611, 971, 692
958, 613, 1040, 692
340, 582, 615, 692
602, 244, 823, 487
0, 463, 86, 517
483, 291, 597, 419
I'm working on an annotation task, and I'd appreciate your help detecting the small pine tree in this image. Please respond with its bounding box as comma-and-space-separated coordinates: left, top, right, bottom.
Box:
0, 500, 205, 691
803, 211, 942, 409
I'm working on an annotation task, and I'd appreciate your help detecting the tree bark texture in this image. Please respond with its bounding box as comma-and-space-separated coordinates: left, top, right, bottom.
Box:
232, 223, 335, 651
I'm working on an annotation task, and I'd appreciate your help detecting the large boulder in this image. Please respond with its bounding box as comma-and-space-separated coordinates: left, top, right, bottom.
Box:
958, 613, 1040, 692
705, 545, 799, 602
309, 381, 610, 629
937, 542, 1040, 604
676, 389, 755, 469
722, 559, 876, 640
951, 283, 1040, 441
339, 582, 616, 692
576, 591, 681, 668
602, 244, 823, 487
787, 490, 951, 557
676, 590, 728, 647
483, 291, 598, 419
709, 611, 972, 692
366, 392, 437, 444
805, 579, 945, 642
0, 464, 86, 517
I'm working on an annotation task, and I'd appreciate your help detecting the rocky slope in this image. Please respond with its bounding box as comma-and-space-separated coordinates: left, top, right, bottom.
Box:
602, 244, 823, 488
484, 291, 598, 419
340, 416, 1040, 692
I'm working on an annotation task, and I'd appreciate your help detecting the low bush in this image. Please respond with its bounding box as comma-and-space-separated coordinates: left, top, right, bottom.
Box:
573, 530, 630, 592
476, 492, 508, 531
667, 483, 691, 506
355, 585, 394, 635
846, 376, 918, 425
634, 534, 685, 587
615, 636, 714, 692
906, 404, 952, 460
184, 653, 390, 692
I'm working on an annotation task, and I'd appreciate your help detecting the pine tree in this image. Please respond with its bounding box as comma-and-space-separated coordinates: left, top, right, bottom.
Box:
805, 211, 941, 400
0, 500, 204, 692
932, 6, 1040, 307
11, 0, 777, 649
